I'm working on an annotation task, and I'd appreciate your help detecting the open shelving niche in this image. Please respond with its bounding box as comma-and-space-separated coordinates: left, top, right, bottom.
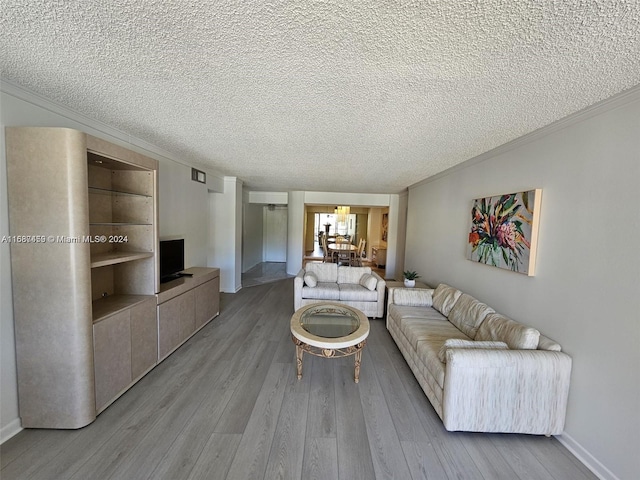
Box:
87, 151, 158, 324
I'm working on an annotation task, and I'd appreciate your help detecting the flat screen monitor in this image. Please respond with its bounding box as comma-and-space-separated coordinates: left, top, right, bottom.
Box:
159, 239, 185, 283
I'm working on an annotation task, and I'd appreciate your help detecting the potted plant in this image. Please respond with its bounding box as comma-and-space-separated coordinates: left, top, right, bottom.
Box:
403, 270, 420, 288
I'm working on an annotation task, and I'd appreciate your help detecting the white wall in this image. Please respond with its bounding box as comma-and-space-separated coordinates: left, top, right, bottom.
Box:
209, 177, 243, 293
0, 83, 225, 442
158, 160, 212, 268
404, 91, 640, 480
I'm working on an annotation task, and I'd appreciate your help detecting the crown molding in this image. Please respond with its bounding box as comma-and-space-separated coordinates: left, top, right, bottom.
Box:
0, 78, 225, 182
410, 83, 640, 190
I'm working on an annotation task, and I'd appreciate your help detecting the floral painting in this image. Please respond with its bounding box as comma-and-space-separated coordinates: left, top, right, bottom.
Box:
467, 189, 542, 276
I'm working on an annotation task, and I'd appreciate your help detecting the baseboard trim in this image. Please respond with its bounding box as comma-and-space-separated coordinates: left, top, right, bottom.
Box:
0, 418, 22, 445
557, 433, 619, 480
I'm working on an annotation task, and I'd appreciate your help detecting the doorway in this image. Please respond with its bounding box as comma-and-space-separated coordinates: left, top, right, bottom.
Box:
264, 205, 287, 262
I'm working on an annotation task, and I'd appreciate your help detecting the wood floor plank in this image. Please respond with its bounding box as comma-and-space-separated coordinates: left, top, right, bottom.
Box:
146, 361, 237, 480
459, 432, 520, 480
334, 363, 376, 480
187, 433, 242, 480
489, 434, 556, 480
305, 355, 337, 439
357, 349, 413, 480
263, 391, 308, 480
365, 330, 430, 443
301, 437, 339, 480
401, 440, 449, 480
213, 339, 279, 434
522, 435, 598, 480
224, 363, 291, 480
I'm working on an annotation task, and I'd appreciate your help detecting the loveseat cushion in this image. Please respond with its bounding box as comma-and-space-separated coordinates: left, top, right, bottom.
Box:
447, 293, 495, 339
393, 288, 434, 307
337, 266, 372, 284
305, 263, 338, 283
301, 282, 340, 300
475, 313, 540, 349
437, 339, 508, 363
432, 283, 463, 316
339, 284, 378, 302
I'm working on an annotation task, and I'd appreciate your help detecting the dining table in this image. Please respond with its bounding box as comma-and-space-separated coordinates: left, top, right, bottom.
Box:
327, 243, 358, 265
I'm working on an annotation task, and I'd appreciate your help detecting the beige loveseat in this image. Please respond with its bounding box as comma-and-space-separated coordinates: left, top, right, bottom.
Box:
387, 283, 572, 435
294, 263, 386, 318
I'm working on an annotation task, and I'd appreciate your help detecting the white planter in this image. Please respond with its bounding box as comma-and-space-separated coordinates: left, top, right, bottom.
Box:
404, 279, 415, 288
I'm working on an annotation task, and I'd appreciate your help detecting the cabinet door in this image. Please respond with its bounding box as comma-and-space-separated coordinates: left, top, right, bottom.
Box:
157, 290, 195, 360
158, 296, 181, 361
130, 298, 157, 379
194, 278, 220, 329
178, 290, 196, 341
93, 311, 132, 411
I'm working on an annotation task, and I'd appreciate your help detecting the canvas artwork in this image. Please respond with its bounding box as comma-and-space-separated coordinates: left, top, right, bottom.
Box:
467, 189, 542, 276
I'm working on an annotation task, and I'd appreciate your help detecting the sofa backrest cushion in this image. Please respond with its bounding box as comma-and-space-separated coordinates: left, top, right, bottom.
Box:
306, 263, 338, 283
432, 284, 463, 316
337, 266, 372, 284
393, 288, 434, 307
475, 313, 540, 349
437, 339, 509, 363
447, 293, 495, 339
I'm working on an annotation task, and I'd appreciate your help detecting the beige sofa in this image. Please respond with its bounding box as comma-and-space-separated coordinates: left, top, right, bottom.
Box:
294, 263, 386, 318
387, 283, 572, 435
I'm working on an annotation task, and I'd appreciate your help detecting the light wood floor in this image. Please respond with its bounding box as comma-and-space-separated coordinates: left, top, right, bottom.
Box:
1, 279, 596, 480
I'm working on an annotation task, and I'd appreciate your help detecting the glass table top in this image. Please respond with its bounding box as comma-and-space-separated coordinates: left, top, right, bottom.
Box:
300, 305, 360, 338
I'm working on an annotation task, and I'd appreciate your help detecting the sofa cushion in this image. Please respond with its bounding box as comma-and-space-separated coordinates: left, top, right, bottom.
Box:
303, 271, 318, 287
337, 266, 372, 284
388, 304, 443, 322
432, 284, 463, 316
399, 317, 469, 351
393, 288, 434, 307
391, 304, 449, 323
301, 282, 340, 300
305, 263, 338, 283
339, 284, 378, 302
447, 293, 495, 339
475, 313, 540, 349
359, 273, 377, 291
437, 339, 508, 363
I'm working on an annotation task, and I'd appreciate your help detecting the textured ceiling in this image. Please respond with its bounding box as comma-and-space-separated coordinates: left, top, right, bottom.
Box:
1, 1, 639, 193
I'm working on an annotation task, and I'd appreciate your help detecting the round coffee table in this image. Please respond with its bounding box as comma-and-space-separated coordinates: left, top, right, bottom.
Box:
290, 302, 370, 383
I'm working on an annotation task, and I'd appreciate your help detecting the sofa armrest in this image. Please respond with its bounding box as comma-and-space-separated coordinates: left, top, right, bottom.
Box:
443, 349, 572, 435
294, 268, 305, 311
372, 271, 386, 318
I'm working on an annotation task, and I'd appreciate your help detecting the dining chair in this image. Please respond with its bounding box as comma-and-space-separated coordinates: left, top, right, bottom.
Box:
322, 234, 332, 263
354, 238, 366, 266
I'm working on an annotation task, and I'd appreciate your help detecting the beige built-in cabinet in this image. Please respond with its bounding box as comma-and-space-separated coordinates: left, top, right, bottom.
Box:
157, 267, 220, 360
6, 127, 219, 429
